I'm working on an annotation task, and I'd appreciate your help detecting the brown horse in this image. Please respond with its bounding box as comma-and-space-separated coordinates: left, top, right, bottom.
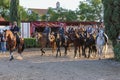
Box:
35, 32, 47, 56
48, 32, 56, 54
66, 30, 85, 58
4, 30, 24, 61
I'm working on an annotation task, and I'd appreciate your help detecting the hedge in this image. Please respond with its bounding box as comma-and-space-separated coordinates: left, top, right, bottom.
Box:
114, 43, 120, 61
24, 38, 40, 48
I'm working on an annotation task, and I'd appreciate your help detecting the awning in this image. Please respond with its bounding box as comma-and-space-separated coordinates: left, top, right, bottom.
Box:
31, 21, 66, 28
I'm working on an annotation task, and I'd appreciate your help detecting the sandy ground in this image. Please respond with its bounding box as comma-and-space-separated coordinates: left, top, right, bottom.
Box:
0, 46, 120, 80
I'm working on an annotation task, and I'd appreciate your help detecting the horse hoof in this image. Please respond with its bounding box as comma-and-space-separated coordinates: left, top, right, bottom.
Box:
99, 58, 101, 60
16, 56, 23, 60
74, 57, 77, 59
41, 54, 43, 56
9, 57, 14, 61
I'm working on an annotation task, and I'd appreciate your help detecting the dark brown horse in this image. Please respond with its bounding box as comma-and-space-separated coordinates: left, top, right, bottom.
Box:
65, 29, 86, 58
4, 30, 24, 61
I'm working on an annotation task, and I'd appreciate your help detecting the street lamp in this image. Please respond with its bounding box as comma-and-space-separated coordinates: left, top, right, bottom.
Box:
46, 13, 50, 21
27, 9, 32, 15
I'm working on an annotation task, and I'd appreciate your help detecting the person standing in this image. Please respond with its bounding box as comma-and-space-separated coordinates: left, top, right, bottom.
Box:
0, 31, 6, 53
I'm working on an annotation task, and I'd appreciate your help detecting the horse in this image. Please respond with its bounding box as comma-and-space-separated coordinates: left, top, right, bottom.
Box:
35, 32, 47, 56
61, 31, 74, 57
83, 32, 97, 58
66, 29, 85, 58
55, 32, 62, 57
3, 30, 24, 61
48, 32, 56, 54
96, 30, 108, 60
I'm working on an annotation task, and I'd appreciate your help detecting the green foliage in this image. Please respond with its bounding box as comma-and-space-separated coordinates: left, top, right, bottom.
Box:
77, 0, 103, 21
41, 8, 77, 22
24, 38, 40, 48
0, 0, 10, 20
103, 0, 120, 60
10, 0, 20, 26
114, 43, 120, 61
103, 0, 120, 46
27, 11, 39, 21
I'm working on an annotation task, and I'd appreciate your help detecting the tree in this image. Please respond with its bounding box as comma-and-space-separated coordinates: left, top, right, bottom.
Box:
0, 0, 10, 20
103, 0, 120, 60
27, 11, 39, 21
10, 0, 20, 26
77, 0, 103, 21
41, 7, 77, 22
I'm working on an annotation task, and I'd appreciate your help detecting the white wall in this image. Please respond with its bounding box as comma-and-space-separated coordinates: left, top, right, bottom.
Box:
21, 23, 30, 38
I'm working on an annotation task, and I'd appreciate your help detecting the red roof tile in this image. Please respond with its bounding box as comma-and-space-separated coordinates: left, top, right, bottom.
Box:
30, 8, 48, 15
0, 16, 5, 21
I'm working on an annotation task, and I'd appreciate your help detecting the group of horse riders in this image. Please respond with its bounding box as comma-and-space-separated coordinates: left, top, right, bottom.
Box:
46, 23, 107, 43
38, 23, 108, 58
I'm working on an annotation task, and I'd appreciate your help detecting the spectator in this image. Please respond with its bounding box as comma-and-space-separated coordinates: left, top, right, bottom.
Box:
0, 31, 6, 53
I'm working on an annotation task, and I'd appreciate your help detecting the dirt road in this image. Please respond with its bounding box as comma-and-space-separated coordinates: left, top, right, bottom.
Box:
0, 48, 120, 80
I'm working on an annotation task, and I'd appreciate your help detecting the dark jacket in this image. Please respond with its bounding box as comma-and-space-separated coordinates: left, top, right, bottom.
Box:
58, 27, 64, 35
43, 27, 51, 34
0, 35, 6, 42
10, 26, 20, 33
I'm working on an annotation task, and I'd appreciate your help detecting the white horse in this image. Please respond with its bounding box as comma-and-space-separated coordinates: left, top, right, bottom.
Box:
96, 30, 108, 60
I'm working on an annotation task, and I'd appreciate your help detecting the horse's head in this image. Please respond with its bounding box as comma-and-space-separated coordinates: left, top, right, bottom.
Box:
98, 30, 104, 39
35, 32, 42, 42
49, 32, 55, 42
56, 33, 60, 39
3, 30, 14, 41
96, 30, 106, 45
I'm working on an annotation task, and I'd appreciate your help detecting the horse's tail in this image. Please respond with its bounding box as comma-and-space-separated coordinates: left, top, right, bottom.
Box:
18, 38, 25, 53
103, 43, 108, 56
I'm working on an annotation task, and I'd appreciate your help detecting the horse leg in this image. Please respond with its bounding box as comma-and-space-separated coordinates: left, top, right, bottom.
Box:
9, 51, 14, 61
83, 46, 87, 58
74, 46, 77, 58
41, 48, 45, 56
59, 47, 61, 57
98, 46, 103, 60
103, 44, 108, 58
64, 45, 67, 56
78, 46, 81, 58
88, 46, 92, 58
68, 44, 71, 52
56, 47, 59, 58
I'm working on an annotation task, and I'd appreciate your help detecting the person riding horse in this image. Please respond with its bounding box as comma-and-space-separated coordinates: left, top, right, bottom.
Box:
96, 30, 108, 44
10, 21, 20, 48
43, 25, 51, 47
58, 25, 65, 46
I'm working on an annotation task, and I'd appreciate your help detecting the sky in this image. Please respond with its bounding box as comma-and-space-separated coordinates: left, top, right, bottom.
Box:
20, 0, 83, 10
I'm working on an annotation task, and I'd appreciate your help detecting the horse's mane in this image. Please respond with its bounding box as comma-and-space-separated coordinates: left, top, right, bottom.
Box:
5, 30, 15, 40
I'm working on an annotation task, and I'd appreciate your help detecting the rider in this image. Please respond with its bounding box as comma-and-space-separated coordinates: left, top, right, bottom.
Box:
58, 24, 65, 46
10, 21, 20, 47
43, 24, 51, 47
